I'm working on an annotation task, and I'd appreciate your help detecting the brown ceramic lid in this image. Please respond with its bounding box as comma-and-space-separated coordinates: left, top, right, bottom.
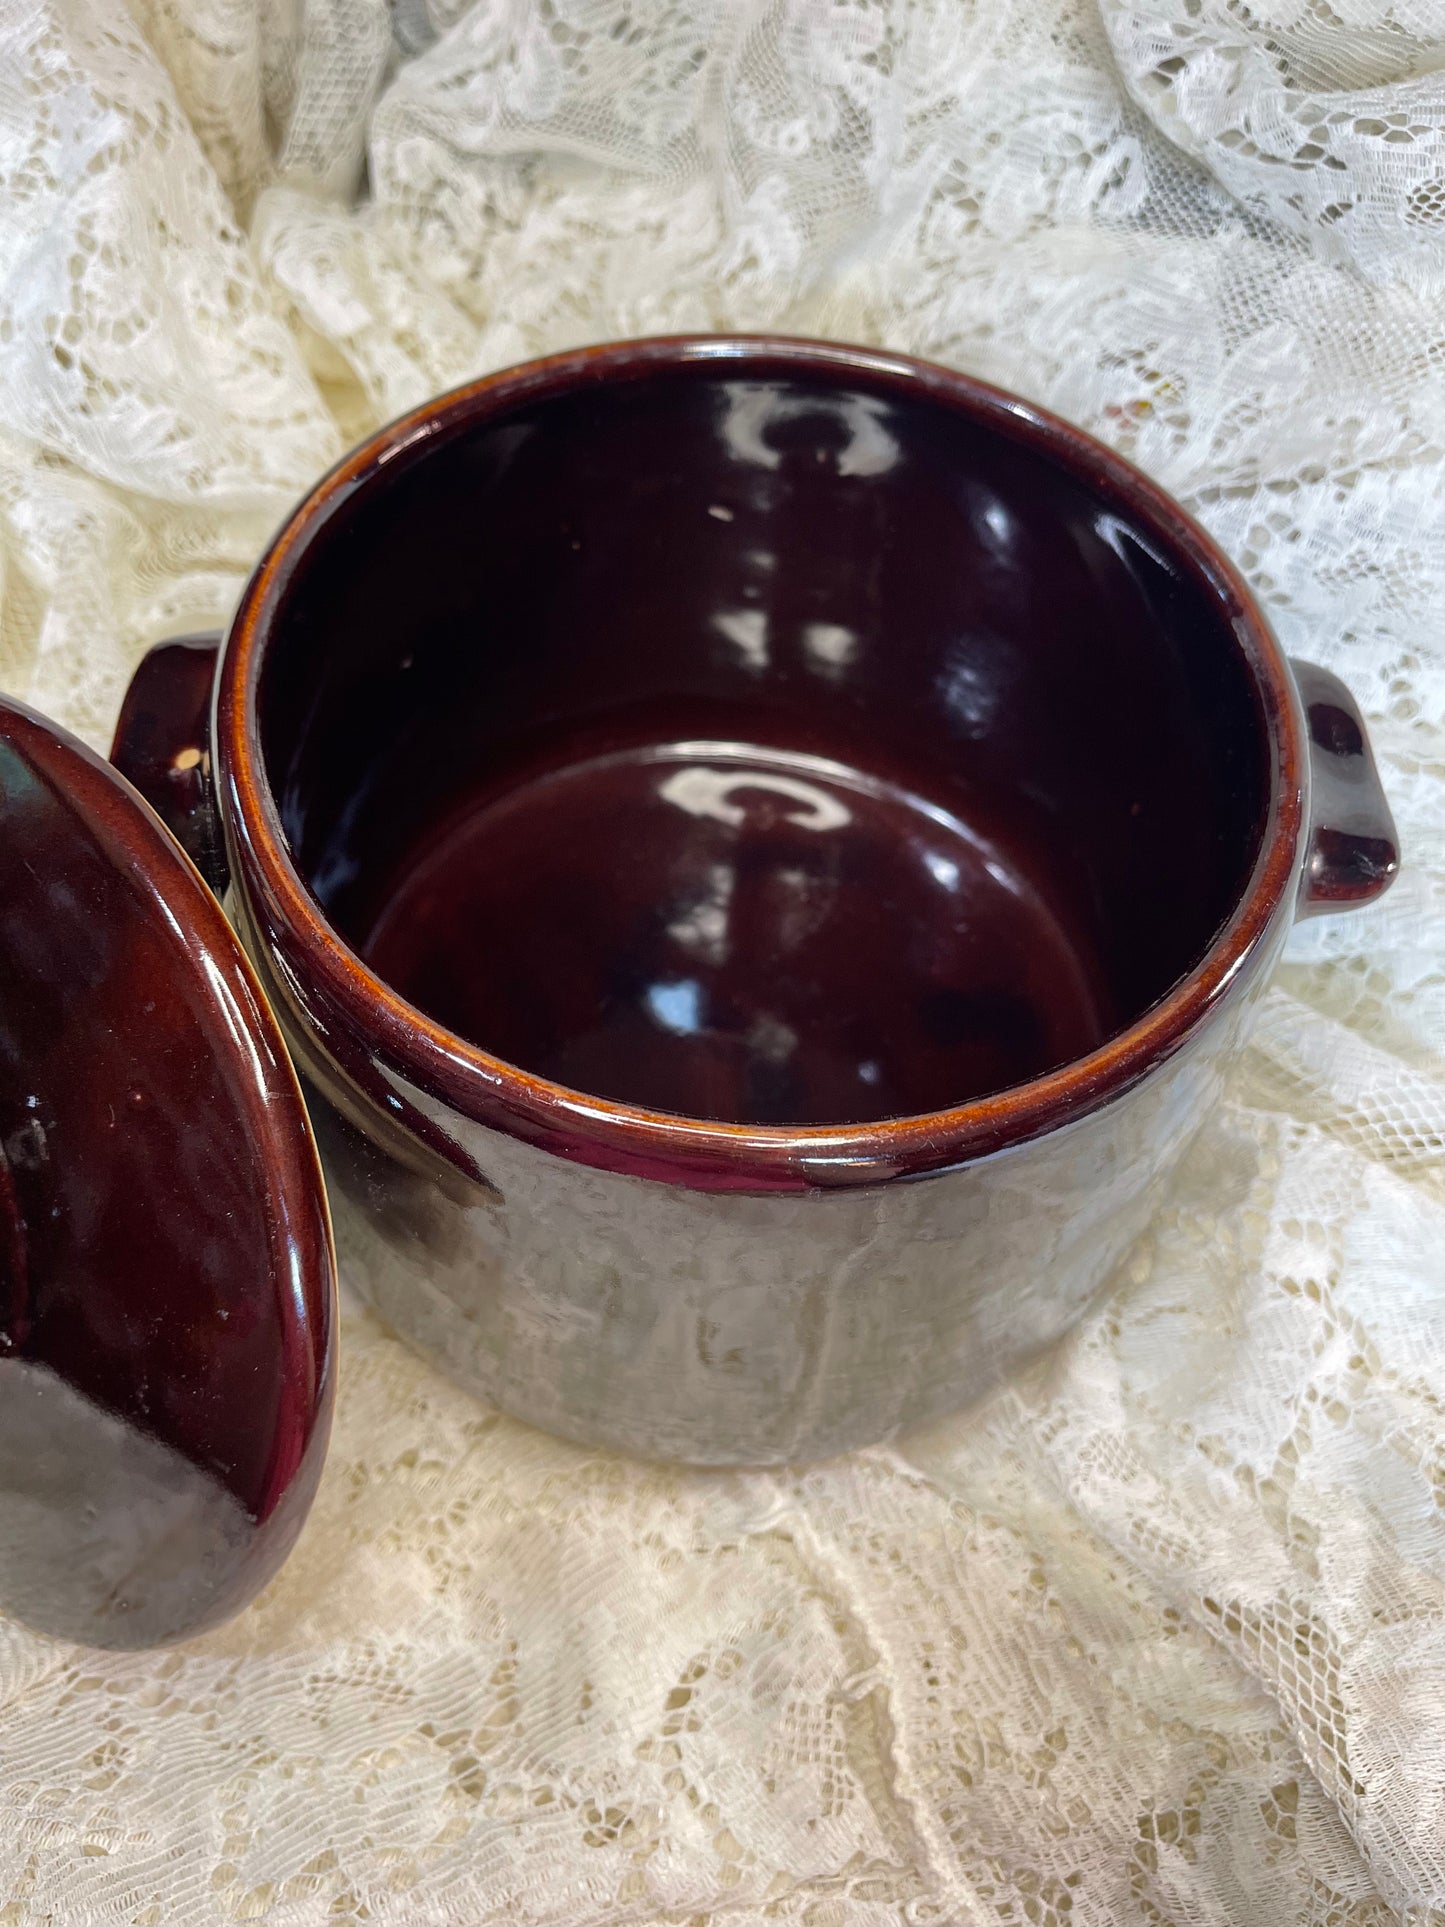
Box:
0, 695, 335, 1648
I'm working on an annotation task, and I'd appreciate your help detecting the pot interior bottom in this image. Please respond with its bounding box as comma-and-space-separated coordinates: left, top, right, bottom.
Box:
358, 734, 1115, 1126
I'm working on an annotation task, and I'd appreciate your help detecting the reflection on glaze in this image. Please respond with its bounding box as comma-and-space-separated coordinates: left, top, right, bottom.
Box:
302, 885, 1296, 1463
360, 738, 1112, 1126
646, 978, 705, 1035
721, 382, 901, 476
937, 646, 1008, 738
803, 622, 858, 673
0, 697, 333, 1647
314, 975, 1269, 1463
711, 608, 769, 669
0, 1360, 253, 1648
1095, 508, 1175, 577
659, 756, 853, 831
978, 498, 1014, 551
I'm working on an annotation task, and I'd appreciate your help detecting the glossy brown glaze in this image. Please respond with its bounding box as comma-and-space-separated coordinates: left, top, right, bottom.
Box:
110, 632, 227, 894
222, 338, 1307, 1189
360, 732, 1113, 1124
115, 335, 1397, 1464
1292, 657, 1400, 914
0, 696, 334, 1645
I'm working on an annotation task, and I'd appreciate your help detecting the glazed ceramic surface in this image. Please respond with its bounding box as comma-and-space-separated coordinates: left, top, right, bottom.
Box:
118, 338, 1396, 1465
0, 699, 334, 1643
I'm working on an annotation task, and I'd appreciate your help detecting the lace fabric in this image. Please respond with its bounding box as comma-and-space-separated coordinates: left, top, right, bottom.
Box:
0, 1, 1442, 1919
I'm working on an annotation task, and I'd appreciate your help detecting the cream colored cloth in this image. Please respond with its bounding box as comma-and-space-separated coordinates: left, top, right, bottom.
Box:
1, 2, 1443, 1920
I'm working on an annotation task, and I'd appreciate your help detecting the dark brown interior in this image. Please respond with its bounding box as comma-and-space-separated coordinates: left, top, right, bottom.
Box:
260, 356, 1269, 1126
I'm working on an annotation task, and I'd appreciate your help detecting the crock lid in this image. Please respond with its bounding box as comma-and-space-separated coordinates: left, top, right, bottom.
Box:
0, 695, 334, 1648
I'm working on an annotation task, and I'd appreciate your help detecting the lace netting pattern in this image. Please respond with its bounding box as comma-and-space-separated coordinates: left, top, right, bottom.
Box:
0, 1, 1443, 1920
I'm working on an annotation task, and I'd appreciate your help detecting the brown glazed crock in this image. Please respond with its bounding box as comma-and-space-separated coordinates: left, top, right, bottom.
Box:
105, 335, 1396, 1476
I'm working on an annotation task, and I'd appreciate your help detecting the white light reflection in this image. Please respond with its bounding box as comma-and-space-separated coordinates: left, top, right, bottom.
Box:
667, 863, 734, 964
197, 951, 272, 1100
747, 1014, 797, 1063
659, 765, 851, 833
647, 980, 704, 1036
720, 384, 899, 478
937, 651, 1002, 738
713, 608, 769, 669
803, 622, 857, 672
722, 387, 782, 470
835, 398, 900, 477
980, 500, 1012, 548
1095, 510, 1175, 576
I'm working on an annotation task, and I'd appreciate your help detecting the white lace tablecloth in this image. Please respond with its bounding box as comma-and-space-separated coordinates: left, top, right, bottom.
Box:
1, 2, 1442, 1920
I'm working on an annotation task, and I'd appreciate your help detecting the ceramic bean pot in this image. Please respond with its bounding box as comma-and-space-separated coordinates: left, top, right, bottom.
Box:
0, 338, 1397, 1645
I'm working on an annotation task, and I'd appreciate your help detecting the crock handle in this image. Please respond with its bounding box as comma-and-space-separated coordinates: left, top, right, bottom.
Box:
1291, 658, 1399, 919
110, 633, 228, 897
